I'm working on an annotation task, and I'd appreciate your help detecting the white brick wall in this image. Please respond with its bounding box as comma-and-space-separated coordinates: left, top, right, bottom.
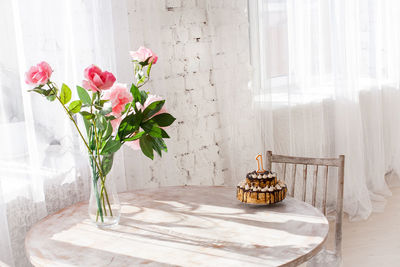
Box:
118, 0, 256, 189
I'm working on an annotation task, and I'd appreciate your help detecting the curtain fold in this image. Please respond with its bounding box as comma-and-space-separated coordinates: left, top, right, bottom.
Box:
249, 0, 400, 220
0, 0, 128, 265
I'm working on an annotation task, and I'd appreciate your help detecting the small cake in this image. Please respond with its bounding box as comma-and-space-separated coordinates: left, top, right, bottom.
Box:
237, 170, 287, 205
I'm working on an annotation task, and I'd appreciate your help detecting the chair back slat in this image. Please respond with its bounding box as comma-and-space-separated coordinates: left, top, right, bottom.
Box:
266, 150, 273, 170
266, 150, 345, 259
335, 155, 345, 258
282, 163, 287, 181
302, 164, 308, 202
291, 164, 296, 196
271, 154, 341, 166
323, 166, 329, 215
312, 165, 319, 206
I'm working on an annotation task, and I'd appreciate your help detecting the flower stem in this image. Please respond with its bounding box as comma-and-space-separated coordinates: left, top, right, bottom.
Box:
103, 185, 113, 216
91, 92, 113, 218
48, 83, 114, 223
121, 69, 150, 122
90, 156, 104, 222
48, 83, 105, 180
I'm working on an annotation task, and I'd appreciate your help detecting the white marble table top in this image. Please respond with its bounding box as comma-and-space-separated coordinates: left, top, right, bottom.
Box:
26, 186, 328, 267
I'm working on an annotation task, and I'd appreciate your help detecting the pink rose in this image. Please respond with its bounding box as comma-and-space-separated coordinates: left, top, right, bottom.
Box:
129, 46, 158, 64
82, 65, 116, 92
25, 61, 53, 85
104, 83, 133, 117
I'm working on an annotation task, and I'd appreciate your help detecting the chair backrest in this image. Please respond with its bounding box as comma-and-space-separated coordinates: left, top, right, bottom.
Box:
266, 150, 345, 258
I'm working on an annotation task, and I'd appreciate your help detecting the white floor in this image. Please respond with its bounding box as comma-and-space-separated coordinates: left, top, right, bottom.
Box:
342, 187, 400, 266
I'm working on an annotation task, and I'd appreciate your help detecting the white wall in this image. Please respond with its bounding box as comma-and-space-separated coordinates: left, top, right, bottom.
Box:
114, 0, 258, 189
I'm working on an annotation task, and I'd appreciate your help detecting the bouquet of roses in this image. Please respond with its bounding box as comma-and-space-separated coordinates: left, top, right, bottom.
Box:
25, 47, 175, 225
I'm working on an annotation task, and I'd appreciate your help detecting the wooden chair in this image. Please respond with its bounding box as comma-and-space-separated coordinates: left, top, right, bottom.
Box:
266, 151, 345, 267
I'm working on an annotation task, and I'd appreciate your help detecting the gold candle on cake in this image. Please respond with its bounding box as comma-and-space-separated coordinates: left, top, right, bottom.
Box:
236, 153, 288, 205
255, 154, 266, 173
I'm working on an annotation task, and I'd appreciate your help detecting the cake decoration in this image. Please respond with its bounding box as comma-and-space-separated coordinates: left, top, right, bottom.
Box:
255, 154, 266, 173
236, 154, 288, 205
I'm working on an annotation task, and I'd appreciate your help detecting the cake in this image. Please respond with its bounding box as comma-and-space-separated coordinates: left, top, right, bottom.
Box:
236, 170, 287, 204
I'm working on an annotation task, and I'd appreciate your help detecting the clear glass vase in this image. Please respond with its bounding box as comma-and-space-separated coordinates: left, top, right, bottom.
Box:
88, 153, 120, 228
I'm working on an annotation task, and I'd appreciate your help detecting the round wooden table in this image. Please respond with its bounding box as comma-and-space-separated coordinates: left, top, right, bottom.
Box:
26, 186, 328, 266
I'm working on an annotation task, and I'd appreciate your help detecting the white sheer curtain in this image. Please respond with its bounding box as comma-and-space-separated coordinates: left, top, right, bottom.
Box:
249, 0, 400, 220
0, 0, 129, 266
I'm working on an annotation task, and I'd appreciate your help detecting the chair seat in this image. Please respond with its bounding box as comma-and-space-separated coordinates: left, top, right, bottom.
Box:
307, 249, 341, 267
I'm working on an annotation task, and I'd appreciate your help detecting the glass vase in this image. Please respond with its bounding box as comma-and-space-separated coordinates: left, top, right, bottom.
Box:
88, 153, 120, 228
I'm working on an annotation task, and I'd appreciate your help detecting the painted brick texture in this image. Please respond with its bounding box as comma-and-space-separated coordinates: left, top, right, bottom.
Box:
120, 0, 253, 189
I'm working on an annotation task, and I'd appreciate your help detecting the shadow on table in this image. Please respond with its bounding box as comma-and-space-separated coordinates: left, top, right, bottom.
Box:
100, 186, 328, 265
44, 234, 318, 267
117, 186, 327, 237
34, 186, 327, 266
31, 238, 176, 266
108, 221, 323, 265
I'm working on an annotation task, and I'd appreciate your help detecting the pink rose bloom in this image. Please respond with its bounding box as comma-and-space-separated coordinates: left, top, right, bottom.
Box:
104, 83, 133, 117
129, 46, 158, 64
25, 61, 53, 85
82, 64, 116, 92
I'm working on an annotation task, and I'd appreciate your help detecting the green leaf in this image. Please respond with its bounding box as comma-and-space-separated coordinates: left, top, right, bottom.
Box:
141, 121, 163, 138
101, 139, 122, 155
146, 62, 153, 76
117, 114, 135, 139
152, 137, 167, 157
141, 120, 154, 132
153, 137, 167, 152
77, 86, 91, 105
28, 88, 46, 95
82, 116, 91, 136
103, 121, 113, 140
121, 103, 130, 115
100, 105, 112, 116
60, 84, 72, 104
46, 94, 56, 101
152, 140, 162, 157
117, 111, 143, 140
130, 83, 141, 103
149, 127, 163, 138
96, 114, 107, 131
160, 128, 170, 138
43, 89, 54, 96
142, 100, 165, 120
36, 88, 56, 101
139, 135, 154, 160
101, 153, 114, 176
80, 111, 95, 120
106, 115, 116, 121
124, 131, 145, 141
68, 100, 82, 113
151, 113, 176, 127
140, 91, 148, 105
137, 75, 146, 86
